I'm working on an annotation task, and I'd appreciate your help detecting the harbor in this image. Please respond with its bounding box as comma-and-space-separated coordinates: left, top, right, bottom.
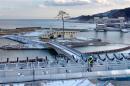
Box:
0, 19, 130, 86
0, 30, 130, 85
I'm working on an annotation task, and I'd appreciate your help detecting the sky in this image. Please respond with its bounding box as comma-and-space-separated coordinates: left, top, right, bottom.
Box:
0, 0, 130, 19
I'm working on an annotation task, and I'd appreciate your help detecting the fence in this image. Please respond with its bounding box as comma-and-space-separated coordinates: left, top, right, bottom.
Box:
0, 59, 130, 83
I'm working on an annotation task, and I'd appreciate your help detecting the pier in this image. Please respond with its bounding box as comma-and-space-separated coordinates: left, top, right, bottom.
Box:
2, 35, 83, 60
3, 35, 44, 45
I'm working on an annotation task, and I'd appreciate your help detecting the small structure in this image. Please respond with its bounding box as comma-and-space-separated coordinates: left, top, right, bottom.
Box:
40, 30, 78, 40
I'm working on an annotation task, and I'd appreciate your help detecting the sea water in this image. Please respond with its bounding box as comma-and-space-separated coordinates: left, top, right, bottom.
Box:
0, 19, 95, 29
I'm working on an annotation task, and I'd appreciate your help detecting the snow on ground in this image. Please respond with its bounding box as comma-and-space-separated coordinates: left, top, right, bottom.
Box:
41, 80, 114, 86
4, 84, 24, 86
75, 44, 129, 53
23, 31, 44, 37
3, 80, 114, 86
13, 84, 24, 86
107, 83, 114, 86
41, 79, 95, 86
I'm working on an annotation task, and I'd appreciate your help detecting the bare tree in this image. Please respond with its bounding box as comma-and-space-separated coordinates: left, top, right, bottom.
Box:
57, 10, 69, 39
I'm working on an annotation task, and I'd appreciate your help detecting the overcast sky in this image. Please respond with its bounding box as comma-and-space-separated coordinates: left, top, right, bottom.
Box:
0, 0, 130, 19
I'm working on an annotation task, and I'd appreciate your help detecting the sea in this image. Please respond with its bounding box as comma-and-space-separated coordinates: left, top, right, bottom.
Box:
0, 19, 95, 29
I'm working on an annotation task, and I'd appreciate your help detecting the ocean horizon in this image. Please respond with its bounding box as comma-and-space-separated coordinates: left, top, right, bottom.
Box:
0, 19, 95, 29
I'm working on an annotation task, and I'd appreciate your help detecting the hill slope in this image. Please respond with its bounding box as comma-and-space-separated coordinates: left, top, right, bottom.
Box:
73, 7, 130, 21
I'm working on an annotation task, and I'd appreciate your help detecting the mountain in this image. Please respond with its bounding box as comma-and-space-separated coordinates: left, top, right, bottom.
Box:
72, 7, 130, 21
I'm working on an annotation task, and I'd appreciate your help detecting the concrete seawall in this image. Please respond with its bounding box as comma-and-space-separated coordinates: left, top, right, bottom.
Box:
0, 67, 130, 84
